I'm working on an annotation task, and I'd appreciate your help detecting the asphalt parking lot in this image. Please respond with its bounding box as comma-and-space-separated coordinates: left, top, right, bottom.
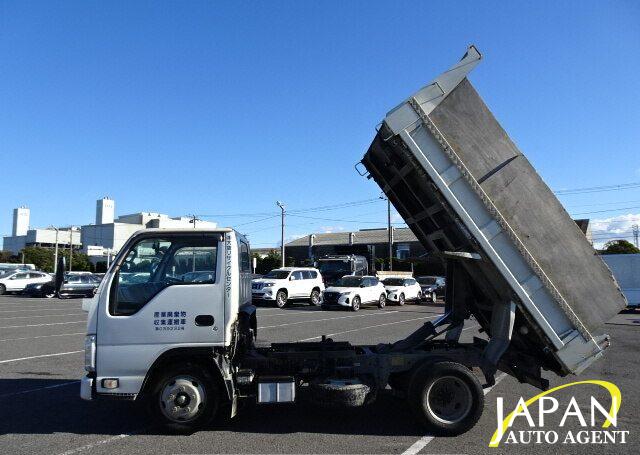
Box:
0, 294, 638, 455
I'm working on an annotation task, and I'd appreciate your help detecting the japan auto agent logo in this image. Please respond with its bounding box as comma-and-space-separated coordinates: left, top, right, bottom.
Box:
489, 380, 628, 447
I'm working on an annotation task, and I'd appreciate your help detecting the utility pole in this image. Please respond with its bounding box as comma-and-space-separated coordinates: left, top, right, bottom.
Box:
189, 214, 198, 228
50, 226, 59, 274
388, 198, 393, 271
633, 224, 639, 249
381, 194, 393, 271
277, 201, 285, 267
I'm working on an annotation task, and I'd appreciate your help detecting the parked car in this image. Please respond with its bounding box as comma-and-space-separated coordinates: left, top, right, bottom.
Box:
30, 273, 101, 298
0, 271, 52, 295
322, 275, 386, 311
416, 276, 446, 302
382, 277, 422, 305
251, 267, 324, 308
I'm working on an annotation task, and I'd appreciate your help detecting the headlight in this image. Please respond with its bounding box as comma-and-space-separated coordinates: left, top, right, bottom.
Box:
84, 335, 96, 372
340, 292, 351, 297
263, 282, 274, 287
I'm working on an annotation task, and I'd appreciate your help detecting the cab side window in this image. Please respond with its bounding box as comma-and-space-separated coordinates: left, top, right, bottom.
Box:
291, 271, 304, 281
239, 242, 251, 273
110, 235, 219, 316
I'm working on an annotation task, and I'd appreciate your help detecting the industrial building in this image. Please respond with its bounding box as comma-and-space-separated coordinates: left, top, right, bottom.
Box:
2, 198, 217, 262
2, 206, 81, 254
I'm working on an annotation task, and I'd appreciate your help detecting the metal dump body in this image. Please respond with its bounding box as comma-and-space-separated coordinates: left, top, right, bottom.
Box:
362, 46, 626, 376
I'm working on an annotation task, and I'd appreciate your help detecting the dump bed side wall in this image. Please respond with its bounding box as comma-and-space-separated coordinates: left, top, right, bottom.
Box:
429, 79, 626, 333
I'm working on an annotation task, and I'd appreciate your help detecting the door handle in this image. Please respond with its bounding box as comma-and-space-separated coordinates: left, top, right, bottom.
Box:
195, 315, 215, 326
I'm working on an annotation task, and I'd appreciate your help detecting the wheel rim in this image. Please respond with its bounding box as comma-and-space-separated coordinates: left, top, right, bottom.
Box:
353, 298, 360, 310
424, 376, 473, 425
311, 291, 320, 305
159, 375, 206, 423
276, 292, 286, 307
379, 294, 386, 308
432, 292, 437, 302
399, 294, 405, 305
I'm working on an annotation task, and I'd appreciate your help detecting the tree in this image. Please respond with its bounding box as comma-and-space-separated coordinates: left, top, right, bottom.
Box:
18, 247, 94, 272
0, 251, 20, 263
601, 240, 640, 255
252, 251, 282, 275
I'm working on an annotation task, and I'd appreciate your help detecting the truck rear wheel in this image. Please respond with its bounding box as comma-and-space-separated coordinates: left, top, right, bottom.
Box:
407, 361, 484, 436
0, 284, 5, 295
149, 364, 220, 433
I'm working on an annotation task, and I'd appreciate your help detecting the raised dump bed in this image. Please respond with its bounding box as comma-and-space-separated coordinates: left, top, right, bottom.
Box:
361, 46, 626, 377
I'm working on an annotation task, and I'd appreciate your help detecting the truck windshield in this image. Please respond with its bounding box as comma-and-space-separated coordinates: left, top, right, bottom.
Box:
110, 235, 218, 316
319, 261, 350, 273
264, 270, 290, 279
417, 277, 437, 285
335, 276, 362, 287
382, 278, 404, 286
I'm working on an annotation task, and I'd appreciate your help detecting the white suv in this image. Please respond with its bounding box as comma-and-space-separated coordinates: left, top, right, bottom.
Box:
0, 271, 52, 295
252, 267, 325, 308
321, 275, 387, 311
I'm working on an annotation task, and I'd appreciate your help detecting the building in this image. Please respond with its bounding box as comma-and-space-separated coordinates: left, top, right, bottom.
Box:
285, 227, 427, 269
2, 207, 81, 254
285, 218, 595, 271
2, 198, 217, 260
80, 200, 217, 263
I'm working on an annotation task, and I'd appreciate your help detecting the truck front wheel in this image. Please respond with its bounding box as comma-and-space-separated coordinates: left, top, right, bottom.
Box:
149, 364, 220, 433
407, 361, 484, 436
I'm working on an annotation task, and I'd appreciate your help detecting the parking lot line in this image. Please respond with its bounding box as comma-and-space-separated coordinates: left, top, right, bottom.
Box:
297, 314, 439, 341
0, 332, 85, 342
0, 380, 79, 399
260, 310, 400, 329
0, 307, 84, 314
400, 372, 507, 455
0, 312, 85, 320
0, 320, 86, 329
0, 350, 83, 364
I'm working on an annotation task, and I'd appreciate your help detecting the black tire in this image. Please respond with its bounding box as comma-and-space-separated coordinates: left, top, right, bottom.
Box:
309, 289, 321, 306
147, 363, 220, 433
275, 290, 288, 308
398, 293, 405, 306
378, 293, 386, 309
407, 361, 484, 436
0, 284, 5, 295
351, 296, 361, 311
417, 291, 423, 303
310, 381, 371, 408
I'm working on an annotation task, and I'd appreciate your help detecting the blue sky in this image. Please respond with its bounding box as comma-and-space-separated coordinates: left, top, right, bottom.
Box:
1, 0, 639, 249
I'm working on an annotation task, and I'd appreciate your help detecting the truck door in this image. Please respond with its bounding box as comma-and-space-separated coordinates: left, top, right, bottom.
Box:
95, 233, 225, 396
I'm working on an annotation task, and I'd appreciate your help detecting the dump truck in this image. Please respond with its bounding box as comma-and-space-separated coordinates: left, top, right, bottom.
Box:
78, 46, 626, 437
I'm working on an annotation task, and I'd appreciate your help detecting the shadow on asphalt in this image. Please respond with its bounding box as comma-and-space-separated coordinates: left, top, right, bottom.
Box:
0, 378, 426, 438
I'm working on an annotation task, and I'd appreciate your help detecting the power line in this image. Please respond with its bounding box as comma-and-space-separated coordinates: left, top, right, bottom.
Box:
555, 181, 640, 196
288, 213, 406, 225
570, 206, 640, 216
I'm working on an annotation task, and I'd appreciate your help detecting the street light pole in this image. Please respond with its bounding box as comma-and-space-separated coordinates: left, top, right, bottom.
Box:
68, 227, 74, 272
277, 201, 285, 267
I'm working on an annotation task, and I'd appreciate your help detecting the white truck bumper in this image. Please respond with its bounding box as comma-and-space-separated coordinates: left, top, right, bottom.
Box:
80, 375, 94, 400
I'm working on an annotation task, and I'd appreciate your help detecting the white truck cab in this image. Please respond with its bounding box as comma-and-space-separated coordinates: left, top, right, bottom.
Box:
251, 267, 324, 308
81, 228, 255, 412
